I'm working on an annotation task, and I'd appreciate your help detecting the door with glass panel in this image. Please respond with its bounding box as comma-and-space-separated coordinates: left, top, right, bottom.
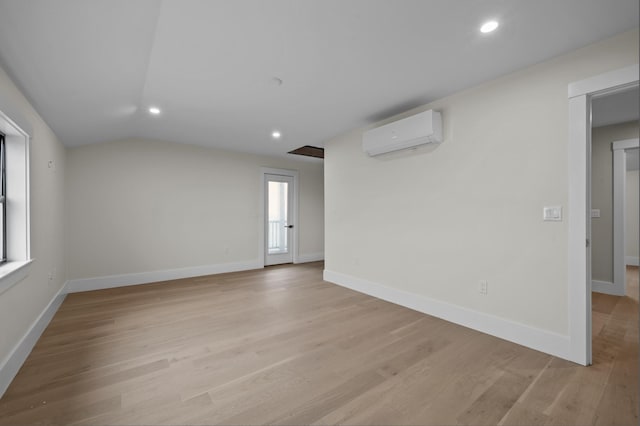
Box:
265, 174, 294, 265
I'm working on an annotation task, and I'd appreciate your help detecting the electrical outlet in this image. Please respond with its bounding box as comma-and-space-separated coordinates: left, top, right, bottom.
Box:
479, 280, 488, 295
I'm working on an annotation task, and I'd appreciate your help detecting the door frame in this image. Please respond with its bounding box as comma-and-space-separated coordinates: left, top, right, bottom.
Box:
567, 63, 638, 366
613, 139, 639, 295
259, 167, 299, 267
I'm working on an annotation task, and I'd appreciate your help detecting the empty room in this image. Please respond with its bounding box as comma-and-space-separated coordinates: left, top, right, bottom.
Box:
0, 1, 638, 425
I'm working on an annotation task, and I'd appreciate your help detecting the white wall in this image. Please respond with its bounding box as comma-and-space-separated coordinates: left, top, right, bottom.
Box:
324, 29, 638, 337
626, 168, 639, 262
591, 122, 639, 282
0, 66, 66, 368
66, 139, 323, 281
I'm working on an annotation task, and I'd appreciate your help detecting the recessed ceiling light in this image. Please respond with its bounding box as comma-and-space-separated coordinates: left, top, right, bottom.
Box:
271, 130, 282, 139
480, 20, 499, 33
148, 107, 161, 115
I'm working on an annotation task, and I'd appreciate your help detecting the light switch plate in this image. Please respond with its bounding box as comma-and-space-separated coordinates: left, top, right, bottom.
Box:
591, 209, 601, 218
543, 206, 562, 221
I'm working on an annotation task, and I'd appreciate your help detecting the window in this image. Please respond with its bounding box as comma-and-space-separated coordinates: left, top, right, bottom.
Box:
0, 109, 31, 294
0, 132, 5, 263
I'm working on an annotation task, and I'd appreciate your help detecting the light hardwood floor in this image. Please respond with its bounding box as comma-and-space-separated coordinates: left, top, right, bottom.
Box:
0, 263, 637, 425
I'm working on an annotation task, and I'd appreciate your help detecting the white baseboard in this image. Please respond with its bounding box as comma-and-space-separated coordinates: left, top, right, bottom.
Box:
625, 256, 639, 266
65, 260, 262, 293
592, 279, 625, 296
0, 284, 67, 398
295, 252, 324, 264
323, 269, 574, 363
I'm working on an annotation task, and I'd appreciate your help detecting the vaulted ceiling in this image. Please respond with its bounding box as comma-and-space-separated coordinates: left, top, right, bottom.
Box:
0, 0, 637, 157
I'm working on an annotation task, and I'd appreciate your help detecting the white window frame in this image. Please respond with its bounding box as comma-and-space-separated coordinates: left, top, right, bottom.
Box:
0, 132, 6, 263
0, 109, 32, 295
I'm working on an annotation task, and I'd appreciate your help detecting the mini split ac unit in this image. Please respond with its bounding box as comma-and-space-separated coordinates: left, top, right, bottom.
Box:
362, 109, 442, 156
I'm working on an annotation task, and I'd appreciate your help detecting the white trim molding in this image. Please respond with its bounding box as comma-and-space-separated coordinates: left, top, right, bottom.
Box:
612, 138, 639, 297
592, 280, 625, 296
0, 285, 66, 398
295, 252, 324, 264
0, 109, 31, 266
568, 93, 591, 366
259, 167, 300, 267
65, 260, 261, 293
568, 64, 639, 98
567, 65, 639, 366
0, 259, 33, 295
323, 270, 573, 363
626, 257, 640, 267
612, 138, 640, 151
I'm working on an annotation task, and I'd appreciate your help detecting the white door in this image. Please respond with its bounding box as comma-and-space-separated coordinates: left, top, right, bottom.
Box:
265, 174, 294, 265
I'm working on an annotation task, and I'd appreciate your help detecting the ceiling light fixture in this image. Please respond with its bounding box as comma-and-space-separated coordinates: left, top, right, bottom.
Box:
271, 130, 282, 139
480, 20, 499, 33
148, 107, 161, 115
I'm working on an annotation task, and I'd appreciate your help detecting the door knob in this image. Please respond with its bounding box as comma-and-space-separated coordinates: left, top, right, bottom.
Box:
285, 225, 294, 228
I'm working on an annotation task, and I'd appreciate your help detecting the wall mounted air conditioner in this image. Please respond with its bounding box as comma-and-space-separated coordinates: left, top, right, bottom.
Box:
362, 109, 442, 156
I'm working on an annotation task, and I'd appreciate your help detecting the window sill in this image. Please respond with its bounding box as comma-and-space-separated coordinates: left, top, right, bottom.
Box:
0, 259, 33, 295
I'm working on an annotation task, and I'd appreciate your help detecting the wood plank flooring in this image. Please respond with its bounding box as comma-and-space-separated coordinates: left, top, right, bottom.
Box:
0, 262, 637, 425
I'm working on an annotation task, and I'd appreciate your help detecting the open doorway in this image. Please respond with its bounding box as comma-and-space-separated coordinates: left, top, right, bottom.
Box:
567, 64, 638, 365
589, 85, 639, 364
623, 148, 639, 270
591, 86, 639, 295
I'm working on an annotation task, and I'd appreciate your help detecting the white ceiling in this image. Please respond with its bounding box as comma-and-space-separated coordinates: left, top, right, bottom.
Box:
0, 1, 637, 158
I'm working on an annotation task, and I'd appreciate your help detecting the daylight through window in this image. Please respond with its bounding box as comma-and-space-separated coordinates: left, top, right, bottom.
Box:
0, 132, 6, 262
